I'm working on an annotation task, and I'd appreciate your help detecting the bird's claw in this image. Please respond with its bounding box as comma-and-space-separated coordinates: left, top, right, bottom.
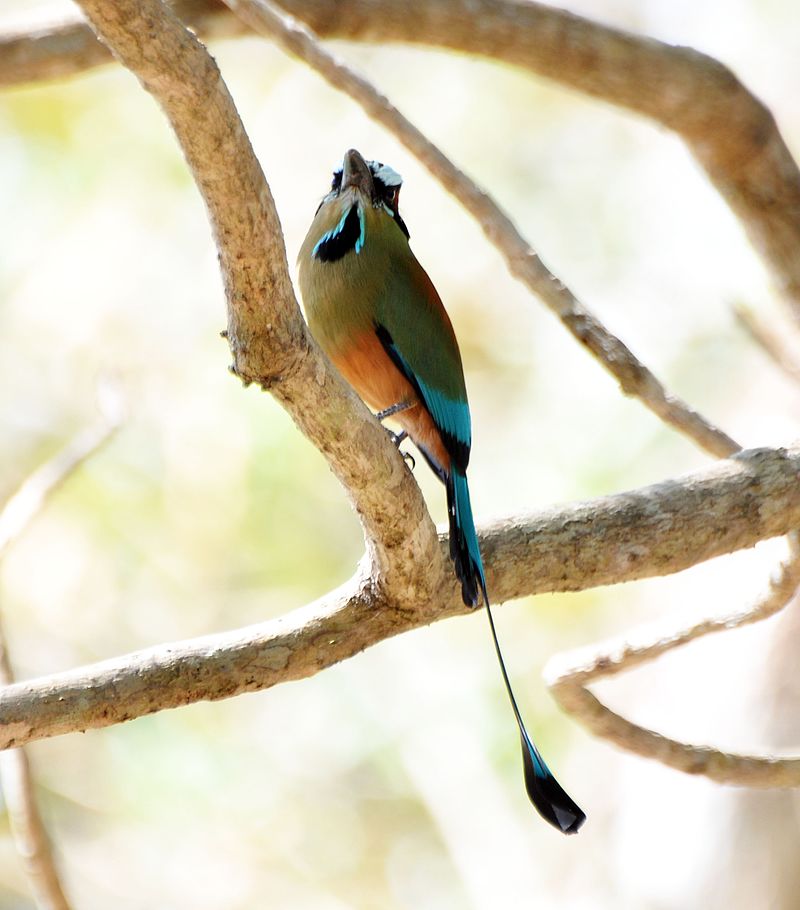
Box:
383, 427, 415, 470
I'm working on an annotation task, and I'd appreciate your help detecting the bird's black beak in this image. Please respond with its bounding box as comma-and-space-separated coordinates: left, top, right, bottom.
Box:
341, 148, 374, 197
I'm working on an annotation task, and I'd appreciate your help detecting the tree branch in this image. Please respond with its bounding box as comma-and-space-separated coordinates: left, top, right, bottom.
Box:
0, 746, 72, 910
0, 387, 123, 558
733, 303, 800, 387
70, 0, 444, 613
0, 442, 798, 751
4, 0, 800, 318
546, 536, 800, 786
0, 398, 122, 910
0, 1, 237, 86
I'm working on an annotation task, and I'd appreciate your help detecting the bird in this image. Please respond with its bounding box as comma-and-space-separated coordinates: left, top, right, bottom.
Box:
298, 148, 585, 835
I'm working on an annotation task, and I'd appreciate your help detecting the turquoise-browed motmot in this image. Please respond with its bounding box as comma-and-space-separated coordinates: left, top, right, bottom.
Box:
298, 149, 585, 834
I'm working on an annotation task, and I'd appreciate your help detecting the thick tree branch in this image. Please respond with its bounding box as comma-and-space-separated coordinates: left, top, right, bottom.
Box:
0, 442, 798, 751
70, 0, 443, 610
0, 1, 238, 86
4, 1, 800, 317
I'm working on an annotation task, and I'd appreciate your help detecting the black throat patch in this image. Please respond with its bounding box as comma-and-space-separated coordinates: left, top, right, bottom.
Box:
313, 204, 362, 263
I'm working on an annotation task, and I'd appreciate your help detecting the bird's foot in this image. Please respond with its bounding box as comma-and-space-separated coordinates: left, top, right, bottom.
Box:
384, 427, 415, 470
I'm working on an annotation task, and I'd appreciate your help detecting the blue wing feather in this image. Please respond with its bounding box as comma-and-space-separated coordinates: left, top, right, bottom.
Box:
379, 332, 471, 456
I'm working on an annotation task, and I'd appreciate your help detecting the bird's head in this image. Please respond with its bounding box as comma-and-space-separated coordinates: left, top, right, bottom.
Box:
306, 149, 409, 264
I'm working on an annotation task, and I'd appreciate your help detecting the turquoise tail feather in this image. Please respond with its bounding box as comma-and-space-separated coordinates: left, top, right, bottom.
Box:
447, 469, 483, 607
447, 468, 586, 835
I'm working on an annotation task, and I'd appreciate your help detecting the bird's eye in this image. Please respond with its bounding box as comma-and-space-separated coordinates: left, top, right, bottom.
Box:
387, 187, 400, 208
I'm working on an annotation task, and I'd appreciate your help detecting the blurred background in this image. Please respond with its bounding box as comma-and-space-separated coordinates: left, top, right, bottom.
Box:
1, 0, 800, 907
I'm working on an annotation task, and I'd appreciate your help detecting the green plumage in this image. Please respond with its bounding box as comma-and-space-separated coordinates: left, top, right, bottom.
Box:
299, 195, 468, 406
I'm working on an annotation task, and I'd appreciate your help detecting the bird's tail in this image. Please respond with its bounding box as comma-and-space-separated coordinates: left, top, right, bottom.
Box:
446, 469, 484, 608
446, 468, 586, 835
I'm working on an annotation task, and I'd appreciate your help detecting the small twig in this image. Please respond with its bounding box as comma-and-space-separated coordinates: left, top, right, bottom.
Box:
0, 385, 124, 558
545, 534, 800, 787
0, 391, 123, 910
0, 707, 72, 910
224, 0, 739, 460
733, 302, 800, 386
